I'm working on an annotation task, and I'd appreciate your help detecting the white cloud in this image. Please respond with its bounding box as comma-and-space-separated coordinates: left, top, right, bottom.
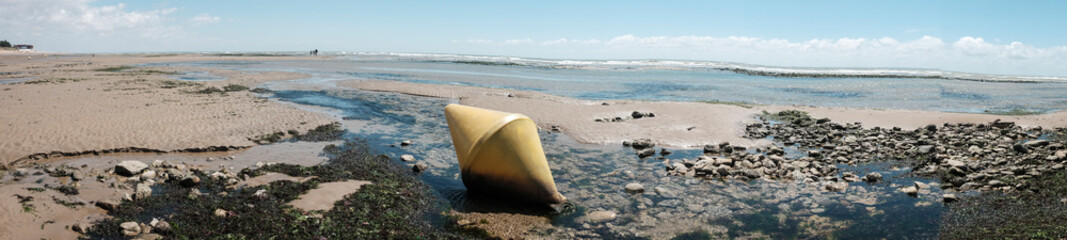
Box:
189, 13, 220, 26
455, 34, 1067, 76
0, 0, 213, 51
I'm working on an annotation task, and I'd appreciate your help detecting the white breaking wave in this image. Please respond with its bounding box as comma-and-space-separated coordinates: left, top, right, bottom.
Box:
341, 52, 1067, 83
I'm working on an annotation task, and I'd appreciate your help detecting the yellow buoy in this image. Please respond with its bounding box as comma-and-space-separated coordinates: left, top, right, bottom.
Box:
444, 104, 566, 204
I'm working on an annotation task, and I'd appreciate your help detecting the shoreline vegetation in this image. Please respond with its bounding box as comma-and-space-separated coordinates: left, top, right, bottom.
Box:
2, 54, 1066, 239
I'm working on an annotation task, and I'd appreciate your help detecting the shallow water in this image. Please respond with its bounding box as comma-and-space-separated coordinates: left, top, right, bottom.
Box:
263, 88, 945, 239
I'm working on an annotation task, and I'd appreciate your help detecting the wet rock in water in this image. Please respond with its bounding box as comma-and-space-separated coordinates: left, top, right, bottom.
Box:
583, 210, 617, 223
807, 150, 822, 158
842, 172, 860, 182
95, 199, 120, 211
624, 183, 645, 193
115, 161, 148, 177
134, 183, 153, 200
400, 140, 412, 146
900, 186, 918, 197
767, 146, 784, 156
120, 221, 141, 236
412, 163, 428, 173
636, 148, 656, 158
914, 181, 930, 190
631, 138, 654, 149
400, 154, 415, 162
659, 148, 672, 156
622, 141, 632, 147
825, 182, 848, 192
943, 193, 959, 203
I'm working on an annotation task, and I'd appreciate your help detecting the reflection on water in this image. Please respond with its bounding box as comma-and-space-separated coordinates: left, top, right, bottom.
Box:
266, 88, 944, 239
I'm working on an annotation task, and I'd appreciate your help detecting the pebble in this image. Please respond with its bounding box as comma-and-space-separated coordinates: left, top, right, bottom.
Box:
624, 183, 645, 193
400, 154, 415, 162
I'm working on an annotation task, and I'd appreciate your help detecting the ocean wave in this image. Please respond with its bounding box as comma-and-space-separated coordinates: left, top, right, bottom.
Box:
340, 52, 1067, 83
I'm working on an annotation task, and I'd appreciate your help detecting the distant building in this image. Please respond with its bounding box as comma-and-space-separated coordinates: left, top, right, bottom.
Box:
14, 45, 33, 51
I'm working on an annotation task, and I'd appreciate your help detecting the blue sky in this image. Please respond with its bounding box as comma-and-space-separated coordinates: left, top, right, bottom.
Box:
2, 0, 1066, 76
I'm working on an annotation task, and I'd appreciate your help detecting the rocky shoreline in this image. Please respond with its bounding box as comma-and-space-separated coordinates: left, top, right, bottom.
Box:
627, 110, 1066, 199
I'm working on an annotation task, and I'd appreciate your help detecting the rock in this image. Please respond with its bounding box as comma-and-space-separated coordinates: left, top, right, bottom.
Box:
631, 111, 645, 119
925, 124, 938, 132
70, 170, 86, 181
767, 146, 784, 156
653, 187, 677, 198
636, 148, 656, 158
180, 176, 200, 187
153, 220, 171, 234
703, 144, 721, 154
916, 145, 935, 154
214, 208, 229, 218
624, 183, 645, 193
1023, 140, 1049, 148
988, 180, 1006, 187
943, 194, 959, 203
1012, 144, 1028, 153
842, 172, 860, 182
134, 183, 152, 200
584, 210, 617, 223
659, 148, 672, 156
794, 161, 811, 169
631, 139, 655, 149
400, 140, 412, 146
1056, 150, 1067, 159
72, 222, 93, 234
141, 170, 157, 180
992, 120, 1015, 129
412, 163, 428, 173
967, 145, 983, 154
914, 181, 929, 190
900, 186, 918, 196
825, 182, 848, 192
95, 199, 120, 211
807, 150, 821, 158
946, 159, 966, 168
120, 221, 141, 236
115, 161, 148, 177
622, 141, 632, 147
400, 154, 415, 162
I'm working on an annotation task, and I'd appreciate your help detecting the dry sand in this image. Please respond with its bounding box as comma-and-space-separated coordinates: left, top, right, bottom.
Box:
344, 79, 1067, 149
0, 54, 335, 165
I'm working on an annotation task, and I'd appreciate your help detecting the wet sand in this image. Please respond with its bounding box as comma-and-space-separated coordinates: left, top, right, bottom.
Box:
0, 54, 335, 165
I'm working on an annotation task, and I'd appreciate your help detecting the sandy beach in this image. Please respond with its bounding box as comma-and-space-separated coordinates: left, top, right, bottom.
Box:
2, 54, 1066, 239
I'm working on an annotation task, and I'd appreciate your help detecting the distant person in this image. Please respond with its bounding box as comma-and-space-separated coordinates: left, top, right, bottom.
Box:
311, 49, 319, 56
